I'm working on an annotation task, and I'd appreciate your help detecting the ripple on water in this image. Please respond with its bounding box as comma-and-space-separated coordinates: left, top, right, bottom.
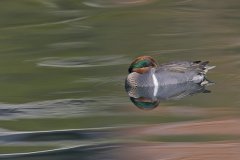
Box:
36, 0, 59, 8
49, 41, 92, 49
0, 16, 88, 30
0, 99, 95, 119
0, 97, 128, 119
83, 0, 154, 8
0, 143, 119, 159
73, 76, 125, 85
37, 55, 130, 68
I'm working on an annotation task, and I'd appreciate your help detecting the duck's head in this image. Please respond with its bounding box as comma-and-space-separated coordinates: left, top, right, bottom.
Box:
128, 56, 158, 74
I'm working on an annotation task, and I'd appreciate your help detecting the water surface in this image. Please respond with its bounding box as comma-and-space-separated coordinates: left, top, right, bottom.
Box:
0, 0, 240, 159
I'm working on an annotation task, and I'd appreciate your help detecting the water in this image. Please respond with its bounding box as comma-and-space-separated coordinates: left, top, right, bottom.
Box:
0, 0, 240, 159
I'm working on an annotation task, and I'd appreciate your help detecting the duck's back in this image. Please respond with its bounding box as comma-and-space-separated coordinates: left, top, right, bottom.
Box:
140, 61, 207, 87
154, 66, 202, 85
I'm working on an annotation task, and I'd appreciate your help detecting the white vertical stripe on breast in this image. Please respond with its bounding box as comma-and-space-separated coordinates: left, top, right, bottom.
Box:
152, 73, 159, 97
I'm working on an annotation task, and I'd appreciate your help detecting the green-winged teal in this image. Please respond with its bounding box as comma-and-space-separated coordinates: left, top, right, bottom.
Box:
126, 56, 215, 97
125, 56, 215, 110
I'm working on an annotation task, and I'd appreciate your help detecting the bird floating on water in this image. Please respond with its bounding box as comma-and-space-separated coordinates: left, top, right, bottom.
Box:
126, 56, 215, 89
125, 56, 215, 110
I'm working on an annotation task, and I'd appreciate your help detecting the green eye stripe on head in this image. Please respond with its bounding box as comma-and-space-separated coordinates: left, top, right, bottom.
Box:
131, 60, 150, 69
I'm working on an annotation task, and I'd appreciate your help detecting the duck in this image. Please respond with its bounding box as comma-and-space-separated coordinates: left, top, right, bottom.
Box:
125, 56, 215, 90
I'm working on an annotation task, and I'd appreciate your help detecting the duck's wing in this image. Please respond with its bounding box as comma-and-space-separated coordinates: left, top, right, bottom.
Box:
157, 61, 215, 74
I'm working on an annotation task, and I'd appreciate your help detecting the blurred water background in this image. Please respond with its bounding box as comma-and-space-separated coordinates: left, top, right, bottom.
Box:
0, 0, 240, 159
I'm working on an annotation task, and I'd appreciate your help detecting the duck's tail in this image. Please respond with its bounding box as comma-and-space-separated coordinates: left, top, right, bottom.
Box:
201, 61, 216, 74
200, 77, 215, 86
194, 61, 216, 74
194, 61, 215, 86
204, 65, 216, 74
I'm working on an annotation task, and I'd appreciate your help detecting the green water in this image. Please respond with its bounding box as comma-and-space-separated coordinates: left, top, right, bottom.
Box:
0, 0, 240, 158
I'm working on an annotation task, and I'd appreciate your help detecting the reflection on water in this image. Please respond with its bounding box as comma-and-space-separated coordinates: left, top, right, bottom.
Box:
126, 82, 212, 110
0, 0, 240, 159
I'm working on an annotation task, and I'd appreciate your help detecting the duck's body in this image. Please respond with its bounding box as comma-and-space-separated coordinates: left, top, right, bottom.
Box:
126, 56, 215, 88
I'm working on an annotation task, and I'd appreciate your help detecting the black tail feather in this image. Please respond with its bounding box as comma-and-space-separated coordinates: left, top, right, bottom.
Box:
201, 61, 209, 66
